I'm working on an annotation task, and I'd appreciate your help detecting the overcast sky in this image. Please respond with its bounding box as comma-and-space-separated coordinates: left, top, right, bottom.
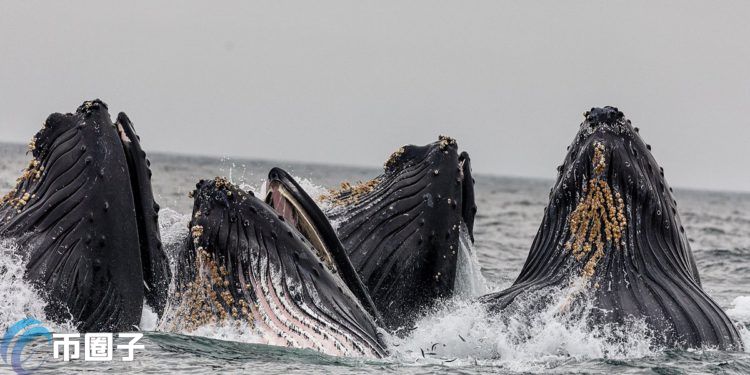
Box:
1, 1, 749, 192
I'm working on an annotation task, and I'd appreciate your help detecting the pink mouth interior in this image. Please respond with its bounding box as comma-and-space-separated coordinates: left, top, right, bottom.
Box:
267, 182, 299, 228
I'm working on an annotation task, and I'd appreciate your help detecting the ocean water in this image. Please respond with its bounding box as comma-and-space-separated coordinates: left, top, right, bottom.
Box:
1, 142, 750, 374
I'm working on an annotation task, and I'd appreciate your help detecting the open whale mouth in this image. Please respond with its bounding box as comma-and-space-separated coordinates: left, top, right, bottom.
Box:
172, 177, 387, 358
265, 170, 338, 272
264, 167, 383, 324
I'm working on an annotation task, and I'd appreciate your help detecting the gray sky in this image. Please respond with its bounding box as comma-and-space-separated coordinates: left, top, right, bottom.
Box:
1, 1, 749, 192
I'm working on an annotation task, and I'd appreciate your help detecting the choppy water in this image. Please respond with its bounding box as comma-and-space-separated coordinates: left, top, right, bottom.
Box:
1, 142, 749, 374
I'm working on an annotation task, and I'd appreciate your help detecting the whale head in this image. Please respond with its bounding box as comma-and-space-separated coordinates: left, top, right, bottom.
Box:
0, 100, 170, 331
323, 136, 476, 331
482, 106, 743, 350
169, 177, 387, 357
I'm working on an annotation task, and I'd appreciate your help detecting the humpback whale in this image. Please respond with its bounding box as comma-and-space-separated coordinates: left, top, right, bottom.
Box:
0, 100, 171, 332
169, 177, 387, 358
321, 136, 476, 331
481, 107, 744, 350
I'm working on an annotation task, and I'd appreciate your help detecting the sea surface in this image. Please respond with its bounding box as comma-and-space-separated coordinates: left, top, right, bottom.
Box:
1, 142, 749, 374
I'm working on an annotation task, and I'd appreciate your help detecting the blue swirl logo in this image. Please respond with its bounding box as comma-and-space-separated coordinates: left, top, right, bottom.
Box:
1, 318, 52, 375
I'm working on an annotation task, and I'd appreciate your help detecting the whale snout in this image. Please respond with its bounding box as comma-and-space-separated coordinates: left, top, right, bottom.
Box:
584, 106, 624, 127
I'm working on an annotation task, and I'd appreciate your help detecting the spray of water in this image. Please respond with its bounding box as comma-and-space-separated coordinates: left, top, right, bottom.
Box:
727, 295, 750, 352
454, 223, 488, 298
387, 280, 657, 371
0, 239, 75, 333
184, 320, 264, 344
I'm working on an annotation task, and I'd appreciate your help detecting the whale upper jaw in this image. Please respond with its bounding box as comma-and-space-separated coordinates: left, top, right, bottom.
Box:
482, 106, 743, 351
264, 167, 384, 325
0, 99, 170, 331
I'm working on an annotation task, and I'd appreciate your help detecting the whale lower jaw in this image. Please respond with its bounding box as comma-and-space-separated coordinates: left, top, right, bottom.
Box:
171, 244, 379, 357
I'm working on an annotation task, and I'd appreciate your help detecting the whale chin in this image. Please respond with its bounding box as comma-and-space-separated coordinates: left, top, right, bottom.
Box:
0, 100, 170, 332
481, 106, 743, 351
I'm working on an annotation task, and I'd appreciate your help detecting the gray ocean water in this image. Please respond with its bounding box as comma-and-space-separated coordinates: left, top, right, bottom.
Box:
1, 142, 749, 374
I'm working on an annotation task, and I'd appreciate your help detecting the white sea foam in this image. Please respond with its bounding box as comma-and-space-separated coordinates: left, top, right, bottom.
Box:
0, 239, 49, 327
159, 207, 190, 246
158, 207, 190, 283
0, 239, 75, 333
185, 320, 264, 344
140, 305, 158, 331
739, 326, 750, 353
388, 280, 656, 372
727, 296, 750, 323
727, 295, 750, 352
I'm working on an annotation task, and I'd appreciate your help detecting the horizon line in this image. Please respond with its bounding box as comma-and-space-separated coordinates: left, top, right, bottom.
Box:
1, 140, 747, 195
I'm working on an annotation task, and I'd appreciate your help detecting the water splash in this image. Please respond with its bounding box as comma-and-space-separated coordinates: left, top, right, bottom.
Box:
727, 296, 750, 322
184, 320, 264, 345
388, 279, 657, 372
727, 296, 750, 352
218, 157, 258, 194
158, 208, 190, 279
0, 239, 75, 333
293, 176, 330, 205
140, 306, 158, 331
454, 223, 488, 298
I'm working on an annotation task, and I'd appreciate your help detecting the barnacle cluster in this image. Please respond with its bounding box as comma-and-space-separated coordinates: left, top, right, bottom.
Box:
190, 225, 204, 243
173, 232, 252, 331
383, 147, 405, 170
27, 137, 37, 153
319, 178, 381, 207
5, 192, 34, 211
438, 135, 456, 150
213, 176, 230, 190
1, 155, 43, 212
0, 189, 19, 214
564, 142, 627, 279
19, 159, 44, 182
